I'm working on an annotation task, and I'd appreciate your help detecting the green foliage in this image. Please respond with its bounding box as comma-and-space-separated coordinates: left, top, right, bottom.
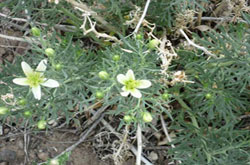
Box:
39, 151, 71, 165
171, 23, 250, 163
0, 0, 249, 164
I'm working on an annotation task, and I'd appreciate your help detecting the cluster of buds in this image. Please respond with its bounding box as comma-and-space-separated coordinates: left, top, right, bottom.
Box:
124, 111, 153, 123
48, 0, 59, 4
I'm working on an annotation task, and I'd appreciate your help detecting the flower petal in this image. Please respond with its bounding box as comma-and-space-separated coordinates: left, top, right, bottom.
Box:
117, 74, 127, 85
126, 69, 135, 80
120, 91, 129, 97
41, 79, 59, 88
36, 59, 47, 72
137, 80, 151, 89
32, 85, 41, 100
13, 78, 29, 86
21, 62, 33, 76
130, 89, 142, 98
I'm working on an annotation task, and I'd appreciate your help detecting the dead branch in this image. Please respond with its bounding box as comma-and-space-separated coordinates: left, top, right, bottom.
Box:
133, 0, 151, 34
136, 124, 142, 165
65, 0, 118, 33
179, 28, 217, 58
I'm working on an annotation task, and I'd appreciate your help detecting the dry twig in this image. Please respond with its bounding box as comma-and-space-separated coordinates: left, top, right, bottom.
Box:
133, 0, 151, 34
136, 124, 142, 165
23, 120, 30, 164
66, 0, 118, 33
193, 16, 249, 24
179, 28, 217, 58
0, 12, 76, 32
113, 125, 129, 164
158, 29, 178, 75
80, 14, 122, 44
160, 115, 182, 164
0, 33, 39, 45
91, 111, 153, 165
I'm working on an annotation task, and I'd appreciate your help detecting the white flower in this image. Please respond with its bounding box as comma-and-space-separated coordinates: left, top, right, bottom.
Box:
13, 59, 59, 100
117, 69, 151, 98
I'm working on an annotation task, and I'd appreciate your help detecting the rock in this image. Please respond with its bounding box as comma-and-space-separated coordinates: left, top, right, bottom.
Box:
3, 128, 10, 134
38, 152, 49, 161
148, 151, 158, 161
0, 149, 16, 162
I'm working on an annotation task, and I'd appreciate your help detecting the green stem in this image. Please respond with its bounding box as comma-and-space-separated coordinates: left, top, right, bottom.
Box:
104, 82, 116, 92
175, 96, 199, 129
63, 76, 82, 84
59, 7, 82, 27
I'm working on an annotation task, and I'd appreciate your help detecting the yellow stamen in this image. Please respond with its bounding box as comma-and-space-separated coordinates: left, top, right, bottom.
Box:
124, 79, 140, 90
26, 72, 44, 87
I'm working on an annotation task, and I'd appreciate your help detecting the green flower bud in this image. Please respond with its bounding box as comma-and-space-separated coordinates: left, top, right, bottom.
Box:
31, 27, 41, 37
95, 91, 104, 99
98, 71, 109, 80
147, 39, 159, 49
123, 115, 133, 123
37, 120, 46, 129
112, 55, 120, 61
194, 75, 199, 79
0, 107, 9, 115
162, 93, 170, 100
142, 112, 153, 123
136, 34, 143, 40
45, 48, 55, 57
18, 98, 27, 106
54, 64, 62, 71
205, 93, 212, 99
23, 110, 32, 118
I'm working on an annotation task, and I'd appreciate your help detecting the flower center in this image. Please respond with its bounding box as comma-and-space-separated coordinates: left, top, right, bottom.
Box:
26, 72, 44, 87
124, 79, 140, 90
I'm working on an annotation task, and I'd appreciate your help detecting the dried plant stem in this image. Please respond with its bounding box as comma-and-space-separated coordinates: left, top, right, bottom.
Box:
80, 15, 122, 44
65, 0, 118, 33
113, 125, 129, 162
179, 29, 217, 58
91, 111, 153, 165
0, 12, 30, 22
0, 124, 2, 136
0, 33, 28, 42
136, 124, 142, 165
160, 115, 174, 147
194, 16, 248, 24
133, 0, 151, 34
23, 120, 30, 164
196, 2, 206, 26
158, 29, 177, 75
130, 146, 153, 165
160, 115, 182, 164
0, 33, 41, 45
0, 12, 76, 32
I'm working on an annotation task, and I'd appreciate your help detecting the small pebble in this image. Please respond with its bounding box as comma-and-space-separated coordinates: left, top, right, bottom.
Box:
38, 152, 49, 161
3, 128, 10, 134
0, 149, 16, 162
149, 151, 158, 161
